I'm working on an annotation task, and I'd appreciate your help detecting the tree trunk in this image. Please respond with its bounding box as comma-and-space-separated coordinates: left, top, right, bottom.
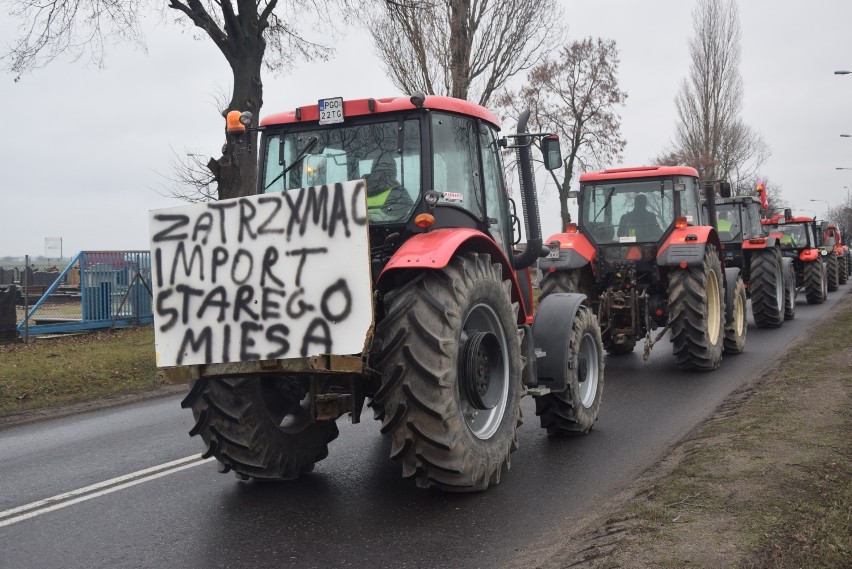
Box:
449, 0, 472, 100
212, 43, 265, 201
559, 156, 576, 228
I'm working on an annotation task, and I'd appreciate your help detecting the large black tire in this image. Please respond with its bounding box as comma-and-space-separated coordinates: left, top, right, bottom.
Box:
826, 253, 840, 292
540, 269, 581, 297
540, 271, 633, 355
804, 260, 827, 304
839, 254, 848, 285
182, 377, 339, 480
370, 252, 522, 492
667, 245, 725, 370
723, 275, 747, 354
783, 259, 796, 320
749, 248, 784, 328
534, 305, 605, 435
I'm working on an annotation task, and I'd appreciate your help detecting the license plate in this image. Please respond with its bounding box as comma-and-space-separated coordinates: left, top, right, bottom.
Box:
547, 244, 560, 259
318, 97, 344, 125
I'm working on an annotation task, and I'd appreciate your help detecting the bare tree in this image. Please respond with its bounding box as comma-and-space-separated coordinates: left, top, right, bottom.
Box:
369, 0, 560, 107
657, 0, 769, 184
499, 38, 627, 228
3, 1, 334, 201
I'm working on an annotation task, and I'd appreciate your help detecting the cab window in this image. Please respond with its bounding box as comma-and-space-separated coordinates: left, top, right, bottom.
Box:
431, 113, 484, 219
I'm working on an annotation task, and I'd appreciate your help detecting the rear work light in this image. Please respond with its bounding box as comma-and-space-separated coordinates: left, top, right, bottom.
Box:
675, 216, 689, 229
566, 222, 578, 234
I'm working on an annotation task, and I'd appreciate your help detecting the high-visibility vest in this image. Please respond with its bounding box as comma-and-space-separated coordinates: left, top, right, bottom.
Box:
367, 188, 392, 208
717, 219, 732, 232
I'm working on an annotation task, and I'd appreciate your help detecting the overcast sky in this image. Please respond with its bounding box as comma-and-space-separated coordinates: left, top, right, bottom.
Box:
1, 0, 851, 258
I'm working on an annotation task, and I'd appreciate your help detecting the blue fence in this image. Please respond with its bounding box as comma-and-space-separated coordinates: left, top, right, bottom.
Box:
15, 251, 153, 336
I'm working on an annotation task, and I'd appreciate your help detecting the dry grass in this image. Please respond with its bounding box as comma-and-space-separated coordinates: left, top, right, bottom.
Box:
0, 326, 161, 416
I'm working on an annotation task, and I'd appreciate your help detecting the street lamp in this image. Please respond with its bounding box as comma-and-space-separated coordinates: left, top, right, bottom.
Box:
842, 134, 851, 138
835, 70, 852, 75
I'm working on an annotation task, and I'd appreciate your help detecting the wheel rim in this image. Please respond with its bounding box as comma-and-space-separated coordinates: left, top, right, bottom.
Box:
459, 302, 509, 440
261, 380, 312, 434
706, 268, 721, 344
734, 288, 745, 335
773, 262, 784, 312
578, 331, 600, 408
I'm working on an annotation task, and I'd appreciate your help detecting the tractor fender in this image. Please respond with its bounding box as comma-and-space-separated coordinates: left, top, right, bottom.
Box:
538, 231, 595, 272
530, 292, 587, 392
377, 227, 529, 324
657, 226, 722, 267
741, 236, 779, 249
724, 267, 741, 323
799, 248, 819, 262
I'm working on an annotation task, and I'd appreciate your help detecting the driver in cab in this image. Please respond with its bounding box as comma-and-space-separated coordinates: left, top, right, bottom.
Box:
366, 157, 413, 222
617, 194, 661, 241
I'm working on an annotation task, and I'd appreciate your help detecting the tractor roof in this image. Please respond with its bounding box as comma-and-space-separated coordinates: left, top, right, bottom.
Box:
579, 165, 699, 183
763, 213, 816, 225
260, 95, 501, 129
705, 196, 758, 206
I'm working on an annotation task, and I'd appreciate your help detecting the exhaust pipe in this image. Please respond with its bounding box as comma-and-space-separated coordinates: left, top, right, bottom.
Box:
512, 110, 544, 270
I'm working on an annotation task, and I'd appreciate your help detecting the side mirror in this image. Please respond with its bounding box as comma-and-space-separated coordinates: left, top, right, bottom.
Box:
718, 182, 732, 198
784, 208, 793, 221
541, 135, 562, 171
674, 183, 686, 192
567, 190, 579, 199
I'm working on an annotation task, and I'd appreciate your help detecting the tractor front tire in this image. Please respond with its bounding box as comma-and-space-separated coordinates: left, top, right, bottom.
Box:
749, 248, 784, 328
182, 377, 339, 480
540, 270, 632, 356
826, 254, 840, 292
804, 260, 827, 304
667, 245, 725, 370
723, 275, 747, 354
534, 305, 605, 435
370, 252, 523, 492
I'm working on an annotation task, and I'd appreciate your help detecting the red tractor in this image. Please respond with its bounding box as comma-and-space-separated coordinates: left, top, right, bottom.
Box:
151, 95, 605, 492
762, 212, 828, 304
819, 222, 849, 287
701, 186, 796, 326
539, 166, 747, 369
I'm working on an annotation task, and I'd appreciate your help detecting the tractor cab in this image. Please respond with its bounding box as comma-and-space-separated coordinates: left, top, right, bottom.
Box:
763, 213, 819, 253
254, 96, 558, 281
576, 166, 703, 271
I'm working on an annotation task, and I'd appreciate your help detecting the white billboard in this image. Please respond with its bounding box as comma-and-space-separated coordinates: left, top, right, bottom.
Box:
44, 237, 62, 258
149, 180, 373, 367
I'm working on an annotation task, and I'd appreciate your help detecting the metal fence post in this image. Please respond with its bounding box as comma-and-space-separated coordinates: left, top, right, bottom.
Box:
23, 254, 29, 343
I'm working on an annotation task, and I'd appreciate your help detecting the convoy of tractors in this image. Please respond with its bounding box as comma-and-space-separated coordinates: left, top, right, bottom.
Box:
150, 94, 850, 492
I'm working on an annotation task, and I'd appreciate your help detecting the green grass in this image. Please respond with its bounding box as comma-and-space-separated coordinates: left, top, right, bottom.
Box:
0, 326, 161, 416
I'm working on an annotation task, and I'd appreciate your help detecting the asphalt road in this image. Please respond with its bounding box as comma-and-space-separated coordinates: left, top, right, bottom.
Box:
1, 284, 849, 569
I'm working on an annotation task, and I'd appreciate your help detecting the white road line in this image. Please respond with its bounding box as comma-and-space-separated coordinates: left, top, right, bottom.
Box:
0, 455, 214, 528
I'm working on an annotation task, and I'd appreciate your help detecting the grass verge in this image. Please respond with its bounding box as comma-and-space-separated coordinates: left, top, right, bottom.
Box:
507, 292, 852, 569
0, 326, 161, 417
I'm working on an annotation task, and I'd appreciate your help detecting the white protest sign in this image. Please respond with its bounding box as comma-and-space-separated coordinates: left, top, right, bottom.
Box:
149, 180, 372, 367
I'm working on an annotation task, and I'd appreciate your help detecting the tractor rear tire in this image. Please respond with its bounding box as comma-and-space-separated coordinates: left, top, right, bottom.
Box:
839, 254, 848, 285
826, 254, 840, 292
783, 260, 797, 320
804, 260, 827, 304
667, 245, 725, 370
370, 252, 522, 492
749, 248, 784, 328
534, 305, 605, 435
723, 275, 747, 354
182, 376, 339, 480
